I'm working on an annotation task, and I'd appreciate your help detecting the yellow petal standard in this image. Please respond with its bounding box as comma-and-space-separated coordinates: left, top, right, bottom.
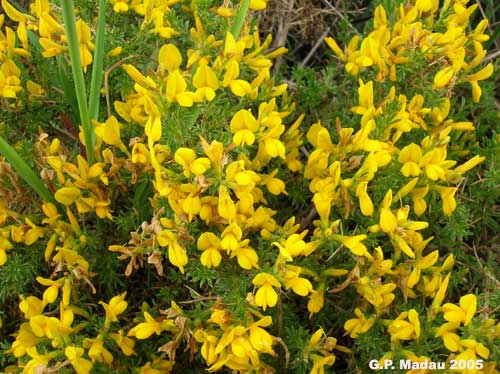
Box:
218, 186, 236, 221
380, 207, 397, 233
253, 273, 280, 311
99, 292, 127, 327
325, 36, 346, 61
356, 181, 374, 216
2, 0, 33, 22
233, 246, 259, 270
168, 241, 188, 274
459, 294, 477, 326
442, 294, 476, 326
433, 66, 454, 89
55, 187, 81, 206
158, 43, 182, 72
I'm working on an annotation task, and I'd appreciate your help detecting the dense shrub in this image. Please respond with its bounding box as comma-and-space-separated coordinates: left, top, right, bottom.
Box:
0, 0, 499, 373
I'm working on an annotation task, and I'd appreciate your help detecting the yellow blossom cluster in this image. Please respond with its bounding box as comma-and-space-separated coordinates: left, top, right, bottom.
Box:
325, 0, 493, 102
0, 0, 96, 102
0, 0, 498, 373
194, 306, 276, 372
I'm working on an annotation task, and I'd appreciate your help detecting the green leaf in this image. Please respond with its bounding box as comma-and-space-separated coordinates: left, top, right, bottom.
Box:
88, 0, 107, 123
0, 136, 53, 203
60, 0, 95, 164
230, 0, 250, 39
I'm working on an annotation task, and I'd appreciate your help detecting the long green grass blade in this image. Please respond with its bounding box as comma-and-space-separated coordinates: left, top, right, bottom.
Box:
230, 0, 250, 39
60, 0, 95, 164
88, 0, 107, 122
57, 56, 80, 125
0, 136, 53, 203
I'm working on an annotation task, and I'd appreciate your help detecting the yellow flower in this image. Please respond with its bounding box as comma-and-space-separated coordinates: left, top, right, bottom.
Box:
140, 358, 174, 374
420, 147, 449, 181
131, 143, 150, 164
248, 316, 275, 355
65, 346, 93, 374
168, 240, 188, 274
458, 339, 490, 360
412, 186, 429, 216
387, 309, 420, 342
24, 218, 45, 245
127, 311, 175, 339
26, 80, 45, 98
174, 148, 211, 177
325, 36, 346, 62
214, 7, 234, 18
433, 66, 455, 89
36, 276, 64, 305
158, 43, 182, 73
194, 329, 218, 365
0, 62, 22, 98
339, 234, 371, 258
55, 187, 81, 206
76, 20, 93, 72
10, 322, 39, 357
249, 0, 269, 10
272, 232, 308, 260
157, 230, 189, 273
165, 69, 195, 106
435, 321, 461, 351
2, 0, 33, 22
351, 79, 374, 115
220, 222, 242, 252
111, 0, 129, 13
434, 186, 458, 216
355, 181, 374, 216
39, 38, 67, 58
230, 109, 259, 146
466, 63, 494, 102
84, 336, 113, 364
431, 272, 452, 312
123, 64, 157, 89
218, 186, 236, 221
252, 272, 280, 311
193, 61, 219, 101
307, 287, 325, 317
0, 233, 13, 266
230, 239, 259, 270
182, 191, 202, 222
379, 190, 397, 233
261, 169, 287, 195
398, 143, 422, 177
111, 330, 135, 356
201, 137, 224, 174
441, 294, 476, 326
344, 308, 375, 338
94, 116, 129, 155
453, 155, 486, 175
19, 296, 45, 319
356, 277, 396, 308
259, 127, 286, 159
310, 355, 335, 374
99, 292, 127, 327
107, 46, 123, 57
197, 232, 223, 268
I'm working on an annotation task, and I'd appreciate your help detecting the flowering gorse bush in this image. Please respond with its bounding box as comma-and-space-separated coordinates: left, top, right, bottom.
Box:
0, 0, 499, 373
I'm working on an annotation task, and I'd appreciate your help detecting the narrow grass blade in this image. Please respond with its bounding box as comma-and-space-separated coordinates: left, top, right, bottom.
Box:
0, 136, 54, 203
88, 0, 107, 122
57, 56, 80, 124
230, 0, 250, 39
60, 0, 95, 164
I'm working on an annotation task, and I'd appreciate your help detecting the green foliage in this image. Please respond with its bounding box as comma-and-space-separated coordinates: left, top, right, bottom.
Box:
0, 0, 499, 373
